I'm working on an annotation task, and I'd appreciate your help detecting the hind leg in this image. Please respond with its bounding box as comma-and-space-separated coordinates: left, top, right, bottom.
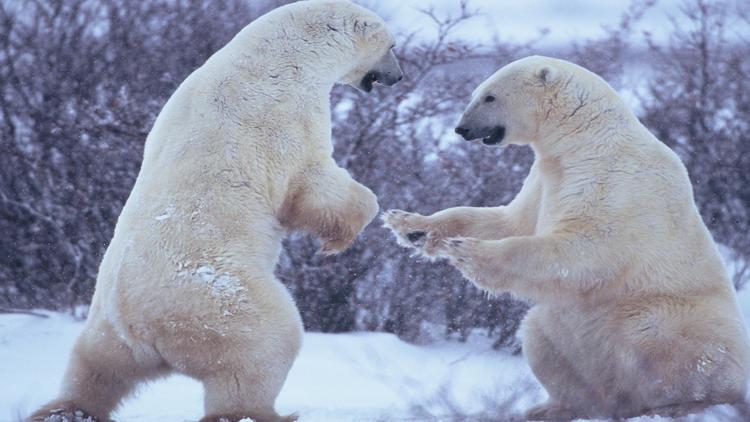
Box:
29, 318, 165, 421
199, 359, 299, 422
198, 312, 302, 422
157, 275, 303, 422
521, 308, 601, 421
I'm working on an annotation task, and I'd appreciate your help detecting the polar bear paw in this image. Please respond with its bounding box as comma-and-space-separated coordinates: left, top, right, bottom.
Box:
524, 402, 578, 421
437, 237, 504, 292
318, 237, 355, 256
381, 209, 446, 258
27, 401, 100, 422
382, 210, 425, 245
200, 411, 299, 422
438, 237, 477, 271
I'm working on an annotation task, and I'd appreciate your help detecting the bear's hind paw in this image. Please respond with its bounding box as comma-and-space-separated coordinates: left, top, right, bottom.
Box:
524, 402, 578, 421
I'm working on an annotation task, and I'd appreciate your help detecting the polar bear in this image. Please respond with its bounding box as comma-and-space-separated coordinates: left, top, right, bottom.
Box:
30, 2, 401, 421
384, 56, 750, 420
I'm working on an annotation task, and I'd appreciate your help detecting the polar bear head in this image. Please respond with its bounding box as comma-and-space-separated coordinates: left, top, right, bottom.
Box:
321, 0, 402, 92
268, 0, 402, 92
454, 55, 623, 148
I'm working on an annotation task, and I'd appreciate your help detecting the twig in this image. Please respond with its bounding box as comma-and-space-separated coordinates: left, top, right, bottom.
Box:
0, 308, 49, 318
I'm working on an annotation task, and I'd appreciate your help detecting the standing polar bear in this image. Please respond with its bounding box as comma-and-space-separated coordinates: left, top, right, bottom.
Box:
31, 1, 401, 421
385, 56, 750, 420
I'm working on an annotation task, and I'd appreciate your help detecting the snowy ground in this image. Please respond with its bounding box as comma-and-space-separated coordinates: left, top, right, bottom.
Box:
3, 288, 750, 422
1, 314, 538, 422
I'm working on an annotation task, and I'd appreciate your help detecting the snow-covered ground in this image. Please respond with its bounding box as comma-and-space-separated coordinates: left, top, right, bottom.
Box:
3, 292, 750, 422
3, 247, 750, 422
1, 312, 538, 422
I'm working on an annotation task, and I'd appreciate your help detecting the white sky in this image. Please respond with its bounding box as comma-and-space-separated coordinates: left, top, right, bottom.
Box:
370, 0, 739, 46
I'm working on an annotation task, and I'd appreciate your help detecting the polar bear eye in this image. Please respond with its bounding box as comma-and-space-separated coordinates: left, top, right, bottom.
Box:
484, 95, 496, 103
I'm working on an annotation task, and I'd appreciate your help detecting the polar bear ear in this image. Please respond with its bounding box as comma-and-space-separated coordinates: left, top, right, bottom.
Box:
537, 65, 558, 86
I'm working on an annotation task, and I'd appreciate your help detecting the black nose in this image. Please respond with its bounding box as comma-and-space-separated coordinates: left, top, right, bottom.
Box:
455, 126, 469, 136
381, 72, 403, 86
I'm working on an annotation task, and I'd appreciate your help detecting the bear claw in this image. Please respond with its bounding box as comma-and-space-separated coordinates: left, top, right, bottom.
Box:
407, 231, 426, 243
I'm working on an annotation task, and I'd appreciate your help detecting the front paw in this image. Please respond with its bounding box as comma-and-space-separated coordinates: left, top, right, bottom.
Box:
381, 209, 429, 248
439, 237, 495, 289
318, 237, 353, 256
437, 237, 474, 263
406, 230, 428, 247
317, 222, 360, 256
318, 189, 378, 256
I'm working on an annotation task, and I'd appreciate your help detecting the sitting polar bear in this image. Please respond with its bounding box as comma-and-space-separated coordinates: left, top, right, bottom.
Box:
31, 1, 401, 421
385, 56, 750, 420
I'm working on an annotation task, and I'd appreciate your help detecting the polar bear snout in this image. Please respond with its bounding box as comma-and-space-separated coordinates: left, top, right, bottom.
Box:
358, 49, 403, 92
373, 69, 403, 86
454, 125, 506, 145
455, 104, 506, 146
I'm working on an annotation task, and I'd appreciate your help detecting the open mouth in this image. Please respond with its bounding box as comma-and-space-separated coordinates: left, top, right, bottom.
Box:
482, 126, 506, 145
358, 72, 378, 93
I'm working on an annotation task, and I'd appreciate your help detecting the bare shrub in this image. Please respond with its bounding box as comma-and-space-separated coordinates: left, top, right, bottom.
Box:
637, 0, 750, 289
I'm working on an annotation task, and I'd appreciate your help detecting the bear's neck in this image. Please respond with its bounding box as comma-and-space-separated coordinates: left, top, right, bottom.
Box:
534, 95, 636, 165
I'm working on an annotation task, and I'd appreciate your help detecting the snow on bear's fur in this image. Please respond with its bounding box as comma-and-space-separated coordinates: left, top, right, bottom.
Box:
30, 1, 400, 422
384, 55, 750, 420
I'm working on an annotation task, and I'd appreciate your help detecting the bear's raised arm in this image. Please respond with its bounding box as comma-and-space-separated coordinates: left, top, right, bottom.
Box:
383, 162, 542, 257
280, 158, 379, 255
433, 233, 625, 301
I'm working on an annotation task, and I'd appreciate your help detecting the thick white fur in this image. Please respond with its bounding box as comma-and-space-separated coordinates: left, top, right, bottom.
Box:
30, 1, 396, 421
384, 56, 750, 420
